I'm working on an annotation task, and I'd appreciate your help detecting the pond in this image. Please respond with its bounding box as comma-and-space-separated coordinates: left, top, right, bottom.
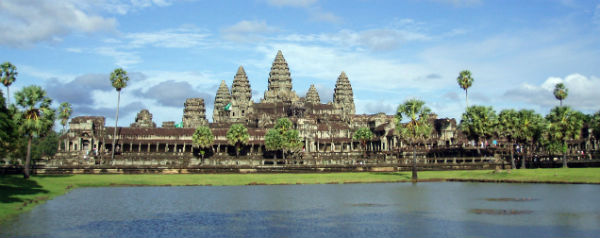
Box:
1, 182, 599, 237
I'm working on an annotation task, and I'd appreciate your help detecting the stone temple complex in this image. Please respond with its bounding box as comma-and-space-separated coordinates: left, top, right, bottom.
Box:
55, 51, 464, 167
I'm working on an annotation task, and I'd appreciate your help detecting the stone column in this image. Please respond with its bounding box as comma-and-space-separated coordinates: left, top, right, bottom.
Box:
139, 142, 142, 152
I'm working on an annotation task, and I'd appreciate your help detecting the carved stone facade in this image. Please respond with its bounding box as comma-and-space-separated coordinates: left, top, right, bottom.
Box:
213, 80, 232, 123
333, 71, 355, 116
130, 109, 156, 128
262, 50, 300, 103
305, 84, 320, 104
182, 98, 208, 128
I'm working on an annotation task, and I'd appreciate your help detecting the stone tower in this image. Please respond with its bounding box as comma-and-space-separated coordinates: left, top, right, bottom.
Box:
230, 66, 253, 122
130, 109, 156, 128
263, 50, 299, 103
213, 80, 232, 123
305, 84, 320, 104
333, 71, 355, 115
182, 98, 208, 128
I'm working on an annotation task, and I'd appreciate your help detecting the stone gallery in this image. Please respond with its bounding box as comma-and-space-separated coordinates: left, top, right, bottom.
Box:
54, 51, 461, 167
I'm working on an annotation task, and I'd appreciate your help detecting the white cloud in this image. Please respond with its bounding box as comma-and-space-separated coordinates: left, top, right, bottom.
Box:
125, 26, 210, 48
309, 10, 342, 24
0, 0, 116, 47
275, 20, 430, 51
504, 74, 600, 112
66, 48, 83, 53
221, 20, 278, 42
265, 0, 318, 7
95, 47, 142, 67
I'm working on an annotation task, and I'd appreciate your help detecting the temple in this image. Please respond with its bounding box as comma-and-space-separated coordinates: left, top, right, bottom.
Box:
54, 51, 464, 167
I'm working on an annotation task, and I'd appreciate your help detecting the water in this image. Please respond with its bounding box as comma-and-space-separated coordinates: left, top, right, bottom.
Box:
1, 182, 599, 237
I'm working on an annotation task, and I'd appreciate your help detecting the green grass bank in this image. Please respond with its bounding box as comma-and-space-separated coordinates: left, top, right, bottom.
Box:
2, 168, 600, 224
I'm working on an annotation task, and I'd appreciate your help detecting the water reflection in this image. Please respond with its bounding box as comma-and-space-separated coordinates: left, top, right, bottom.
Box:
1, 182, 599, 237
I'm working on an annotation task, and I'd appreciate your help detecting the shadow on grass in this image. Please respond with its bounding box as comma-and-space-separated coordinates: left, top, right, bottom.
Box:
0, 176, 49, 203
369, 172, 411, 180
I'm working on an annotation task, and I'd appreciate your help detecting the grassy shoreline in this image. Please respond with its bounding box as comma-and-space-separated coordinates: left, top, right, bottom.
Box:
2, 168, 600, 224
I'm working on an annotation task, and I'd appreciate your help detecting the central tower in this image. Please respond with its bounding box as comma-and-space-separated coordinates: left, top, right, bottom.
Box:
262, 50, 299, 103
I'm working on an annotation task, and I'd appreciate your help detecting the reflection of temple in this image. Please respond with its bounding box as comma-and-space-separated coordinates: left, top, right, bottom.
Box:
57, 51, 461, 166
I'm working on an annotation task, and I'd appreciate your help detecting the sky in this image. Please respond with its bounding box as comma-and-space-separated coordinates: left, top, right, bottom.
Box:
1, 0, 600, 127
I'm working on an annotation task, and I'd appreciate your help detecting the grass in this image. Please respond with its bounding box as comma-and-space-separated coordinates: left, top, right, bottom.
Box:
1, 168, 600, 224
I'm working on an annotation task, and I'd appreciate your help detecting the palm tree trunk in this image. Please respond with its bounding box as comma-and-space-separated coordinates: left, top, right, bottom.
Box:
560, 100, 563, 107
23, 136, 32, 179
6, 86, 10, 105
412, 145, 418, 180
562, 141, 568, 168
510, 140, 516, 169
282, 149, 286, 160
465, 89, 469, 109
111, 90, 121, 161
521, 145, 527, 169
236, 143, 239, 158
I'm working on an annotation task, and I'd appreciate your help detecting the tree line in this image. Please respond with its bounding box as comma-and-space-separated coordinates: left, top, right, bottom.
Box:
1, 64, 599, 180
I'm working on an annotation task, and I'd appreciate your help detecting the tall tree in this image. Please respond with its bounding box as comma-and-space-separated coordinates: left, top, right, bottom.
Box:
553, 83, 568, 106
1, 62, 18, 105
58, 102, 72, 133
192, 126, 214, 162
272, 118, 301, 159
516, 109, 546, 169
457, 70, 474, 110
13, 86, 55, 179
546, 106, 583, 168
459, 105, 497, 155
498, 109, 519, 169
591, 111, 600, 151
226, 123, 249, 157
353, 127, 373, 159
0, 90, 16, 159
109, 68, 129, 161
396, 99, 432, 180
264, 128, 283, 159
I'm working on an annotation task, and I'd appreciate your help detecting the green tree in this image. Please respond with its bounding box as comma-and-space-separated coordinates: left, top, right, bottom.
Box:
109, 68, 129, 161
272, 118, 301, 159
58, 102, 72, 133
516, 109, 546, 168
396, 99, 432, 180
553, 83, 568, 106
192, 126, 214, 162
1, 62, 18, 105
353, 127, 373, 159
591, 111, 600, 151
13, 85, 55, 179
498, 109, 519, 169
546, 106, 583, 168
0, 90, 17, 159
457, 70, 474, 110
226, 123, 249, 157
459, 105, 497, 154
264, 128, 283, 159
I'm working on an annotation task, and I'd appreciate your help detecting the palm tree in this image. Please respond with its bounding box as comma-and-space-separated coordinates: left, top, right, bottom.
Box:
0, 90, 16, 160
109, 68, 129, 161
591, 111, 600, 151
13, 86, 55, 179
459, 105, 497, 155
192, 126, 214, 163
396, 99, 433, 180
58, 102, 72, 133
457, 70, 474, 110
226, 123, 249, 157
1, 62, 18, 105
353, 127, 373, 159
498, 109, 519, 169
553, 83, 568, 106
546, 106, 583, 168
516, 109, 545, 169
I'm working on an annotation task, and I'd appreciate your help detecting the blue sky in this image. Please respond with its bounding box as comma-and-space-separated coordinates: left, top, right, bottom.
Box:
1, 0, 600, 127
